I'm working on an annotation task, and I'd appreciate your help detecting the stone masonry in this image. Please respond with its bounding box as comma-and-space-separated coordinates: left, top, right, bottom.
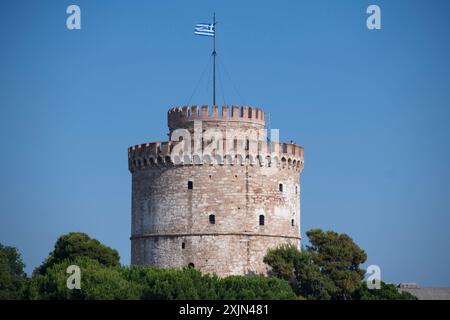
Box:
128, 105, 304, 276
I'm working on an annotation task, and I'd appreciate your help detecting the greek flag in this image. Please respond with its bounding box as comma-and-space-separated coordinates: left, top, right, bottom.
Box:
194, 23, 215, 37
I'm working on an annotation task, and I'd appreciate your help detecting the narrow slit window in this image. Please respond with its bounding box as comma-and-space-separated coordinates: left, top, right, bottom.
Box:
291, 219, 295, 227
182, 242, 186, 249
188, 181, 193, 190
259, 215, 265, 226
209, 214, 215, 224
279, 183, 283, 192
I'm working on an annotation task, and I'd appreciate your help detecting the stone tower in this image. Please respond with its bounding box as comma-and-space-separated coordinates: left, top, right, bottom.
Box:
128, 105, 304, 276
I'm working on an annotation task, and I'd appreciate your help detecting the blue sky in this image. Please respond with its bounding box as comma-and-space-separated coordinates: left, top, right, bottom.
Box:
1, 0, 449, 287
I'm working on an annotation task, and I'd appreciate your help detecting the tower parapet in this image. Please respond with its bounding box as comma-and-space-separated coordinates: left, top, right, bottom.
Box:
168, 105, 265, 133
128, 140, 304, 172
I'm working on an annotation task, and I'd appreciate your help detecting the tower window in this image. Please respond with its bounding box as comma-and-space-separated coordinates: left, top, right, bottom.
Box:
182, 242, 185, 249
188, 181, 193, 190
259, 215, 265, 226
295, 186, 298, 194
291, 219, 295, 227
279, 183, 283, 192
209, 214, 215, 224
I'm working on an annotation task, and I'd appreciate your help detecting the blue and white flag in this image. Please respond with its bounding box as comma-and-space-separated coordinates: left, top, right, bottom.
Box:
194, 23, 215, 37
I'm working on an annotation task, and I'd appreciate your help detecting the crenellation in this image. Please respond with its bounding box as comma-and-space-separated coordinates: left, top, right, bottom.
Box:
200, 105, 208, 117
212, 105, 219, 119
168, 105, 266, 132
182, 106, 189, 117
128, 139, 304, 172
242, 106, 249, 119
231, 105, 240, 119
222, 105, 229, 119
191, 105, 199, 118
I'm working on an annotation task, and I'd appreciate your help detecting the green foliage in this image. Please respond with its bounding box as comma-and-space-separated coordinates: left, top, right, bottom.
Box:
264, 244, 330, 299
28, 257, 141, 300
28, 233, 296, 300
34, 232, 120, 275
264, 229, 368, 300
0, 243, 28, 299
354, 282, 417, 300
306, 229, 367, 299
29, 261, 296, 300
219, 275, 296, 300
25, 230, 414, 300
124, 266, 215, 300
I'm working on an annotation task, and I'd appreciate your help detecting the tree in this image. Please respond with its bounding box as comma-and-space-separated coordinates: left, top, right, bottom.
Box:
124, 266, 213, 300
264, 244, 330, 299
123, 265, 297, 300
306, 229, 367, 300
34, 232, 120, 275
0, 243, 28, 299
353, 281, 417, 300
29, 259, 297, 300
218, 275, 297, 300
264, 229, 368, 300
29, 232, 297, 300
28, 257, 142, 300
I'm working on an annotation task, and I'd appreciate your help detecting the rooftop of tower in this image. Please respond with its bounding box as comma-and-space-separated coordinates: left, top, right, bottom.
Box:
168, 105, 265, 131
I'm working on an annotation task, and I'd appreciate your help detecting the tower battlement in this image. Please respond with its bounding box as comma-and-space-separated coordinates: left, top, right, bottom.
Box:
128, 140, 304, 172
168, 105, 265, 131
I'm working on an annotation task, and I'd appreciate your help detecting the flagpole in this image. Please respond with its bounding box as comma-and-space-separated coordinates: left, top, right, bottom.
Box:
212, 13, 216, 106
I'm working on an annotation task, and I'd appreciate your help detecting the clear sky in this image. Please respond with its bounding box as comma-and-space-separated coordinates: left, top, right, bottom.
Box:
1, 0, 449, 287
